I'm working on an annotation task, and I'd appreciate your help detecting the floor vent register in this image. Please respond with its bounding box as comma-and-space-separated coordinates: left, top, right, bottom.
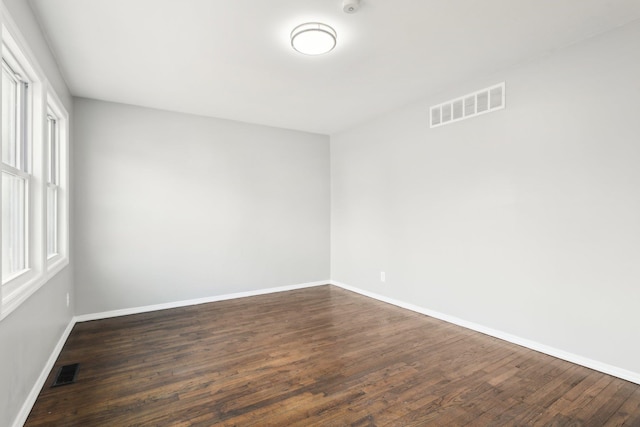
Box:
51, 363, 80, 387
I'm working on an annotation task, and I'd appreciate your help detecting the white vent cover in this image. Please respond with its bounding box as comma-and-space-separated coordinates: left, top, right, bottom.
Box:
430, 82, 505, 128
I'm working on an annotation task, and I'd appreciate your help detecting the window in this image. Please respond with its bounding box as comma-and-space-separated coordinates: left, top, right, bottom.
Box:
45, 90, 69, 273
0, 13, 69, 320
46, 112, 58, 258
1, 59, 30, 282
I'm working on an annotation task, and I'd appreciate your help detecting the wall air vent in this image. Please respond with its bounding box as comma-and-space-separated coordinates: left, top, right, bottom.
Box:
430, 82, 505, 128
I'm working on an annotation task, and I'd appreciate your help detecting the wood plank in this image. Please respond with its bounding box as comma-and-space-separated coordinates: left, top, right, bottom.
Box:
24, 285, 640, 426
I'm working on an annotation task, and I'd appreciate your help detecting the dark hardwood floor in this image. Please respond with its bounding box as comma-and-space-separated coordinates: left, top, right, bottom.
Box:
26, 285, 640, 426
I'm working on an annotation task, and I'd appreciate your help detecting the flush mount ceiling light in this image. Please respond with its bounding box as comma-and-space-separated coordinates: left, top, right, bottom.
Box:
290, 22, 337, 55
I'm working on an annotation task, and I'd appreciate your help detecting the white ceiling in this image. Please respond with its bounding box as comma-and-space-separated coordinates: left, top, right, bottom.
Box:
29, 0, 640, 134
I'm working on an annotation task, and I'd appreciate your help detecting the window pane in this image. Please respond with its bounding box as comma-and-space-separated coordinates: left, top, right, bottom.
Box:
2, 67, 18, 168
47, 116, 58, 185
47, 185, 58, 257
2, 171, 26, 281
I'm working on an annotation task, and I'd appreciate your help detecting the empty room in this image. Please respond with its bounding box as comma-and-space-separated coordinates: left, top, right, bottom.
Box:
1, 0, 640, 425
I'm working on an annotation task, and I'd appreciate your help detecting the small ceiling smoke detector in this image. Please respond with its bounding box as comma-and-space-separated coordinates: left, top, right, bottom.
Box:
290, 23, 337, 55
343, 0, 360, 13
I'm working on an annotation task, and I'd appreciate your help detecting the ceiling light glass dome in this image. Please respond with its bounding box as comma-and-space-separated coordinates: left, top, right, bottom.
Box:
290, 22, 337, 55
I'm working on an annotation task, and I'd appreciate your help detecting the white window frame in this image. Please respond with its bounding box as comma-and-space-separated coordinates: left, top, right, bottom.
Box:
0, 6, 69, 321
45, 90, 68, 271
46, 112, 58, 258
1, 57, 31, 285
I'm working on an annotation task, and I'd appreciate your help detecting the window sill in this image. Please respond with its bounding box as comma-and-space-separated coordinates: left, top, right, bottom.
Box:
0, 256, 69, 321
1, 267, 31, 286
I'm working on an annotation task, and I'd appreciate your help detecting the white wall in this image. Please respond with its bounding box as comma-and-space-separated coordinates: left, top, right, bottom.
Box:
0, 269, 72, 427
331, 21, 640, 376
0, 1, 74, 426
74, 98, 330, 315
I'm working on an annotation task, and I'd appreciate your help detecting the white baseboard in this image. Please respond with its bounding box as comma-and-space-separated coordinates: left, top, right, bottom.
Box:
12, 318, 76, 427
330, 280, 640, 386
74, 280, 329, 323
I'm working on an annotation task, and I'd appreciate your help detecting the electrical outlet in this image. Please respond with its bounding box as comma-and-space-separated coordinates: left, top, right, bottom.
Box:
66, 293, 70, 308
380, 272, 385, 282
